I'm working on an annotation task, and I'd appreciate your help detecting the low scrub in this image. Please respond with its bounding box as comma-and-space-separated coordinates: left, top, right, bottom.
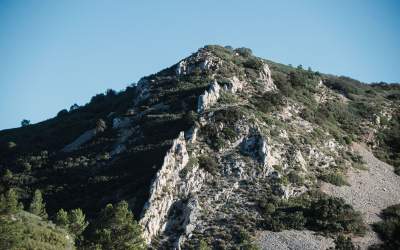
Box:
198, 155, 219, 175
372, 204, 400, 250
319, 172, 349, 186
258, 192, 366, 236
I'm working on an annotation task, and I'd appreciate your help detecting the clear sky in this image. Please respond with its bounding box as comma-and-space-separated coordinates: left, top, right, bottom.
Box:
0, 0, 399, 130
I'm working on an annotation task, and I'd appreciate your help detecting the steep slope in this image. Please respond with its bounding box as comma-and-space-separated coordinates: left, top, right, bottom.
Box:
1, 211, 74, 250
322, 143, 400, 249
1, 45, 399, 249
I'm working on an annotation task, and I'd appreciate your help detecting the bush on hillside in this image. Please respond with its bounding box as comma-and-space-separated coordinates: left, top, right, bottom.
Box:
259, 193, 365, 236
198, 155, 219, 175
372, 204, 400, 250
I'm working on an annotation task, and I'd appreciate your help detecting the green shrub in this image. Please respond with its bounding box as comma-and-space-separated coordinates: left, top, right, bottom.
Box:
198, 239, 211, 250
232, 227, 260, 250
287, 171, 305, 186
89, 201, 145, 249
258, 193, 365, 236
252, 92, 285, 113
328, 235, 359, 250
198, 155, 219, 175
319, 172, 349, 186
372, 204, 400, 250
307, 196, 366, 235
234, 47, 253, 57
243, 58, 263, 70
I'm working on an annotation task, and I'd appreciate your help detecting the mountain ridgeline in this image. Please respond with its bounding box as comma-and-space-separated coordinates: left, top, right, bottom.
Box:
1, 45, 399, 249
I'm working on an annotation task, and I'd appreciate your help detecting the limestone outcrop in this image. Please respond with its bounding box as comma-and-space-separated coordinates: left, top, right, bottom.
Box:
139, 129, 207, 248
197, 80, 221, 113
175, 49, 221, 76
140, 131, 198, 245
240, 133, 270, 170
62, 119, 106, 153
259, 63, 277, 91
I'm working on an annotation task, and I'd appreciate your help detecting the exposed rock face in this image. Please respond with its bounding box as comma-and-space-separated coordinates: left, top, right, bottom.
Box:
176, 60, 189, 75
62, 129, 97, 152
240, 133, 270, 171
174, 197, 200, 248
314, 79, 349, 104
62, 120, 106, 153
140, 132, 189, 243
139, 131, 207, 247
225, 76, 245, 93
197, 80, 221, 113
259, 63, 277, 91
176, 49, 221, 76
5, 46, 398, 250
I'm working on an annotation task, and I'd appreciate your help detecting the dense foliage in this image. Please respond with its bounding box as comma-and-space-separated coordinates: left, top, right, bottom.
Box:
372, 204, 400, 250
0, 187, 145, 250
86, 201, 145, 250
0, 189, 73, 250
258, 192, 366, 236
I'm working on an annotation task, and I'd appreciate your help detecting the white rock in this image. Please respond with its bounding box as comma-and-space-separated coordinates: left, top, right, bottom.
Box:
259, 63, 277, 91
197, 80, 221, 113
176, 60, 189, 75
62, 129, 97, 152
140, 132, 191, 244
240, 133, 272, 172
227, 76, 244, 93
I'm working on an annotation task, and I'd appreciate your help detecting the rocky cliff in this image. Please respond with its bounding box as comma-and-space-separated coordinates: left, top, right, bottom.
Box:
1, 45, 399, 250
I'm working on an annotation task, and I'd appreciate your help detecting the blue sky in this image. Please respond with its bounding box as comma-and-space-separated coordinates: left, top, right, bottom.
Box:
0, 0, 399, 130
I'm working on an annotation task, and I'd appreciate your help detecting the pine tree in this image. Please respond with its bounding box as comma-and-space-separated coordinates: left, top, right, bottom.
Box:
91, 201, 145, 250
55, 208, 88, 237
0, 189, 23, 214
68, 208, 88, 236
54, 208, 69, 228
0, 189, 24, 249
29, 189, 48, 219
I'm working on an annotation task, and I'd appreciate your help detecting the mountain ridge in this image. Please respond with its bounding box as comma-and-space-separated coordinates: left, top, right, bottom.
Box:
1, 45, 400, 249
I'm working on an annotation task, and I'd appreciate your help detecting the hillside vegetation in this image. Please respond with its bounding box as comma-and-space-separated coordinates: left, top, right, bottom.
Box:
0, 45, 399, 249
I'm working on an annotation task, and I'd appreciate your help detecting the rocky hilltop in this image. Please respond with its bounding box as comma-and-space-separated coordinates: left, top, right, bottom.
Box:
1, 45, 400, 250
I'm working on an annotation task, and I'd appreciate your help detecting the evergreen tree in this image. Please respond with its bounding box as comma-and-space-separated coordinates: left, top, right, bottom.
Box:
54, 208, 88, 239
20, 119, 30, 127
91, 201, 145, 250
29, 189, 48, 219
0, 189, 24, 249
69, 208, 89, 236
0, 189, 23, 214
54, 208, 69, 228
